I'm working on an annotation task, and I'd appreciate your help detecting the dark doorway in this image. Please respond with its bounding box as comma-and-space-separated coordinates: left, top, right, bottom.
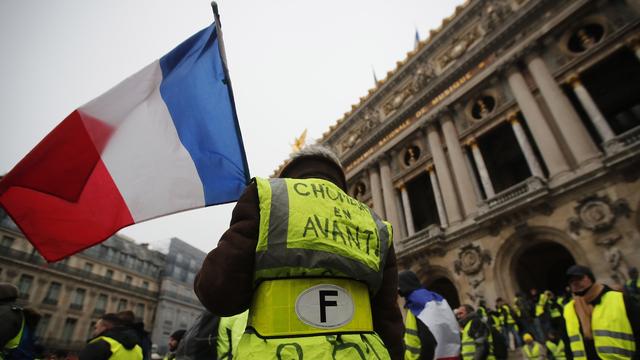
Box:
406, 172, 440, 231
477, 122, 532, 194
514, 242, 576, 295
427, 277, 460, 309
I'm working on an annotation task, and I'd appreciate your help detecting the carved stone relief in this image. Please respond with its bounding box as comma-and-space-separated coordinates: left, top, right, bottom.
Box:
438, 26, 482, 69
338, 108, 382, 154
454, 243, 492, 301
383, 87, 413, 115
483, 0, 514, 32
410, 62, 436, 95
567, 195, 632, 284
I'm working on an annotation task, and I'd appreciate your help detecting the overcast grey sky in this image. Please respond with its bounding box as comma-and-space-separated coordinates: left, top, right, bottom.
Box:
0, 0, 465, 254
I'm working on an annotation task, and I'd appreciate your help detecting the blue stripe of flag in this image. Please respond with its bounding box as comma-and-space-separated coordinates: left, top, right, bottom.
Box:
158, 24, 249, 205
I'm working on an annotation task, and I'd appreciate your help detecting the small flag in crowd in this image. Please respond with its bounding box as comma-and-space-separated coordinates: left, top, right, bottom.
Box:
0, 23, 250, 262
406, 288, 461, 360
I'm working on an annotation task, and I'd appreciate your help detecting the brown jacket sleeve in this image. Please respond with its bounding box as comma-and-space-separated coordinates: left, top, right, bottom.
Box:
194, 181, 405, 359
194, 182, 259, 316
372, 245, 405, 360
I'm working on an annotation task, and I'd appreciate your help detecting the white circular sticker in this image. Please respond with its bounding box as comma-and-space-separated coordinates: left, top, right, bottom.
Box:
295, 284, 354, 329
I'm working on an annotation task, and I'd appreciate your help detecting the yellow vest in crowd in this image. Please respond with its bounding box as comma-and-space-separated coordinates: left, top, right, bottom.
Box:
404, 310, 421, 360
523, 342, 541, 359
461, 320, 495, 360
237, 177, 393, 359
546, 340, 566, 360
89, 336, 143, 360
564, 291, 635, 360
217, 311, 249, 360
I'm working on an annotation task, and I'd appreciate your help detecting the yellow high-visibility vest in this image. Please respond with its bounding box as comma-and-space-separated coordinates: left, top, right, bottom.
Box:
404, 310, 422, 360
217, 310, 248, 360
564, 291, 635, 359
546, 340, 566, 360
523, 342, 541, 359
238, 177, 393, 359
89, 336, 143, 360
461, 319, 495, 360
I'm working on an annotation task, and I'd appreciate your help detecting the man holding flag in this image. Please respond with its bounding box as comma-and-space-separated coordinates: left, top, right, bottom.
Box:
0, 5, 250, 262
399, 270, 461, 360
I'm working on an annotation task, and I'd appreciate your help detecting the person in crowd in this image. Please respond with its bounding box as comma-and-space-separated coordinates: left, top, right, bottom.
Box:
116, 311, 151, 360
0, 283, 40, 360
530, 288, 547, 341
398, 270, 447, 360
563, 264, 640, 359
545, 330, 566, 360
163, 330, 185, 360
515, 292, 536, 341
455, 304, 492, 360
194, 145, 404, 359
496, 297, 522, 349
546, 292, 563, 329
174, 310, 248, 360
79, 313, 143, 360
521, 333, 546, 360
625, 267, 640, 302
477, 300, 489, 324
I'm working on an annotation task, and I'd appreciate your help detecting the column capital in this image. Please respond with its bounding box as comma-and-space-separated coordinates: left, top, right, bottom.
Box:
465, 137, 478, 147
426, 163, 435, 172
507, 112, 520, 125
566, 73, 582, 88
625, 35, 640, 50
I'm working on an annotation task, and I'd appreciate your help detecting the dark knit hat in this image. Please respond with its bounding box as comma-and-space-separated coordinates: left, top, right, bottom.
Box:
170, 329, 186, 341
566, 265, 595, 282
0, 283, 18, 301
279, 144, 347, 191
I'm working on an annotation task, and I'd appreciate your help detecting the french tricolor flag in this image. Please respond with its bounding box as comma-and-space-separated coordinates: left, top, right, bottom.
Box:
0, 23, 250, 262
407, 289, 461, 360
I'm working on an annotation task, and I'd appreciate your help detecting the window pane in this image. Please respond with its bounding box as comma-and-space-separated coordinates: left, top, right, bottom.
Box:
105, 269, 114, 279
18, 274, 34, 299
94, 294, 108, 314
1, 235, 14, 248
134, 303, 145, 318
71, 288, 85, 310
36, 314, 51, 339
117, 299, 127, 312
61, 318, 77, 342
83, 263, 93, 273
43, 282, 61, 305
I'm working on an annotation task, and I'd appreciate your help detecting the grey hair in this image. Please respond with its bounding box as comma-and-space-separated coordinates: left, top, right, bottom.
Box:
289, 144, 343, 169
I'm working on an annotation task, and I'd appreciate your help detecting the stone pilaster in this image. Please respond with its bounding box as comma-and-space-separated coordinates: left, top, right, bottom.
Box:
379, 155, 401, 230
367, 162, 386, 218
526, 54, 601, 166
426, 123, 462, 224
567, 74, 615, 142
467, 138, 495, 198
427, 164, 449, 228
440, 110, 478, 216
399, 184, 416, 236
507, 67, 570, 179
508, 113, 544, 178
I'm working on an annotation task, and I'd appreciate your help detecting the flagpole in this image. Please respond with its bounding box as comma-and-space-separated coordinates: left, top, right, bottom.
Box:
210, 1, 251, 184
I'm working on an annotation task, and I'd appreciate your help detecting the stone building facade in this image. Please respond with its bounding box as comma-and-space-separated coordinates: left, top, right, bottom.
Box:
318, 0, 640, 308
151, 237, 206, 355
0, 209, 164, 353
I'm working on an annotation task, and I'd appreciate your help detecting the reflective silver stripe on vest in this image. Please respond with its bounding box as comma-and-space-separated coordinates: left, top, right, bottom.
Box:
597, 347, 635, 357
406, 345, 420, 354
572, 350, 585, 357
569, 335, 581, 342
255, 178, 389, 293
593, 329, 635, 341
405, 328, 419, 336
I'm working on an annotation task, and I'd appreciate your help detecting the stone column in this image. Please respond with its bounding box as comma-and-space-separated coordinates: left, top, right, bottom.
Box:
399, 184, 415, 236
567, 74, 615, 142
368, 163, 386, 218
462, 146, 484, 200
379, 155, 401, 230
426, 123, 462, 223
507, 67, 570, 178
526, 54, 600, 165
440, 111, 478, 216
508, 113, 544, 178
427, 165, 448, 228
467, 138, 495, 198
